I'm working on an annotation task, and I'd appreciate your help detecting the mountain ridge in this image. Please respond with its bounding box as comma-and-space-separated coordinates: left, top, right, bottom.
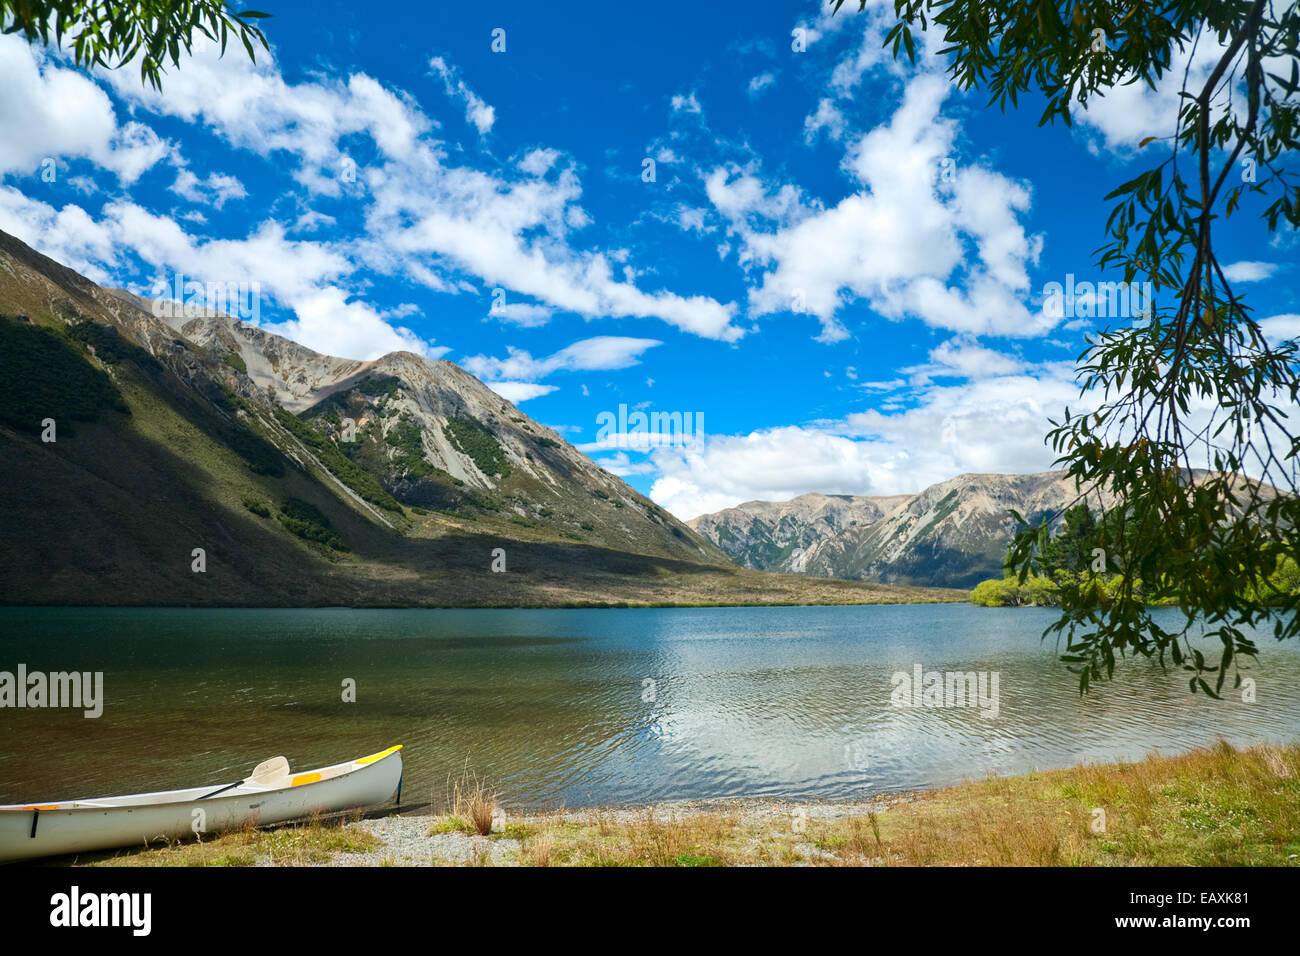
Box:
0, 226, 964, 607
688, 471, 1114, 587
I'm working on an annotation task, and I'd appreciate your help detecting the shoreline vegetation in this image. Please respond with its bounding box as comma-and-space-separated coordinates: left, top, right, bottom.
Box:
968, 500, 1300, 609
58, 741, 1299, 868
969, 559, 1300, 609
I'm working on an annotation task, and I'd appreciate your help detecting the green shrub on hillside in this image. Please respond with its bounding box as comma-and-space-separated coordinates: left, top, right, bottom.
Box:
242, 495, 271, 517
67, 320, 161, 371
443, 415, 510, 478
0, 320, 127, 434
278, 496, 347, 551
385, 413, 434, 478
274, 406, 402, 512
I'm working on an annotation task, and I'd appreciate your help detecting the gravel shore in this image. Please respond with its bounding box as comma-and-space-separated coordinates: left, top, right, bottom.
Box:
312, 795, 916, 867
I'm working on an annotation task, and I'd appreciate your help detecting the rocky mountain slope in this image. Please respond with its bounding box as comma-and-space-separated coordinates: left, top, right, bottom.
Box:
0, 227, 963, 606
689, 473, 1118, 588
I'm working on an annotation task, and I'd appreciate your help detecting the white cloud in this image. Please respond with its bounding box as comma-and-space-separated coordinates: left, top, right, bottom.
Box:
429, 56, 495, 136
1221, 260, 1278, 283
804, 98, 846, 143
462, 336, 662, 382
748, 72, 776, 96
488, 301, 553, 327
0, 34, 740, 346
671, 92, 702, 114
170, 168, 247, 208
0, 35, 172, 182
903, 337, 1026, 384
651, 362, 1083, 518
1259, 313, 1300, 342
709, 73, 1046, 341
486, 382, 558, 403
592, 451, 658, 476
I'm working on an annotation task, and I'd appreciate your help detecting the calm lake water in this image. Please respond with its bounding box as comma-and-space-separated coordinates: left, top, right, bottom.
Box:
1, 605, 1298, 808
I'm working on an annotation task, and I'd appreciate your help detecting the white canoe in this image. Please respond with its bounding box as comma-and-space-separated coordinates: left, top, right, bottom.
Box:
0, 745, 403, 864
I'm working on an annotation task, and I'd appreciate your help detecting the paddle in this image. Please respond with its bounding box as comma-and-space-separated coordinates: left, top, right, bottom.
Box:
196, 755, 291, 800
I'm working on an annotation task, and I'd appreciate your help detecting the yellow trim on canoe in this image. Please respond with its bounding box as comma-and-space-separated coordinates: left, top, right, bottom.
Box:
290, 772, 322, 787
354, 745, 403, 766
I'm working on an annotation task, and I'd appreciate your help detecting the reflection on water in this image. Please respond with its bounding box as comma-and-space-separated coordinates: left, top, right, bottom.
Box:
0, 605, 1297, 808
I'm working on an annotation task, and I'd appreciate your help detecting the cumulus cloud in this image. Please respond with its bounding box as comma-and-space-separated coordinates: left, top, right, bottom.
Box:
0, 34, 741, 351
708, 73, 1045, 342
650, 361, 1084, 519
0, 34, 172, 182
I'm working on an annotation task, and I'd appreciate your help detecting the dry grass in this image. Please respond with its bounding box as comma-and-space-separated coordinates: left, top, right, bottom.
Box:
445, 765, 498, 836
67, 741, 1300, 867
492, 741, 1300, 867
75, 811, 380, 867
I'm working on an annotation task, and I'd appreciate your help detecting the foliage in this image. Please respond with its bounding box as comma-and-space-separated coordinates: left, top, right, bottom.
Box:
221, 422, 284, 476
0, 319, 126, 434
68, 320, 160, 370
355, 375, 403, 399
223, 351, 247, 374
241, 495, 270, 517
277, 496, 346, 551
273, 406, 402, 512
971, 575, 1062, 607
835, 0, 1300, 695
384, 413, 433, 478
443, 415, 511, 478
1038, 503, 1098, 576
1, 0, 270, 91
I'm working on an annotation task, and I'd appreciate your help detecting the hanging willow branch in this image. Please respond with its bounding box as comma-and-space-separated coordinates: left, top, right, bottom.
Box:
833, 0, 1300, 694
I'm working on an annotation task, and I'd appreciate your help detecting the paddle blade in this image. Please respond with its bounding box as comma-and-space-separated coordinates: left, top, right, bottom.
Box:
248, 756, 290, 784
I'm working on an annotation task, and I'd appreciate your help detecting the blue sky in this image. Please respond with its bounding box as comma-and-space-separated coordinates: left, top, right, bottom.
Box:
1, 1, 1294, 517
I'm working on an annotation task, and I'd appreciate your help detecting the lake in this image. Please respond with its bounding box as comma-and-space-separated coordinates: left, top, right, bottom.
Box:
1, 604, 1297, 808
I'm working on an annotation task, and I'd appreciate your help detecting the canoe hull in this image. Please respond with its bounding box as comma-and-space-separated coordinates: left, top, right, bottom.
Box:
0, 749, 401, 864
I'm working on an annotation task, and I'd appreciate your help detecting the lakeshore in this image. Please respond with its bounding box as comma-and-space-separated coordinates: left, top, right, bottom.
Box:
58, 742, 1300, 867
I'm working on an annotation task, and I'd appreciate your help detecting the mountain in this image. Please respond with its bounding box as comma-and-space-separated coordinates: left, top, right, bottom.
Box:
0, 228, 964, 607
689, 472, 1118, 588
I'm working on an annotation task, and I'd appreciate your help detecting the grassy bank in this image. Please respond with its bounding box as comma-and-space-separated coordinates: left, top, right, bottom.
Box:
65, 741, 1300, 867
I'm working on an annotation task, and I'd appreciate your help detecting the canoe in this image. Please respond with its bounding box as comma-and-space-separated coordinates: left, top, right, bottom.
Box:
0, 745, 403, 864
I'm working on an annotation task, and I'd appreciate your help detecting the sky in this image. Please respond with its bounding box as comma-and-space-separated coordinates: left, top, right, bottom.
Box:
0, 0, 1294, 519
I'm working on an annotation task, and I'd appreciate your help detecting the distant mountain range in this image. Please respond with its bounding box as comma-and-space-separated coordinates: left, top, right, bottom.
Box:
0, 228, 962, 607
688, 473, 1117, 588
